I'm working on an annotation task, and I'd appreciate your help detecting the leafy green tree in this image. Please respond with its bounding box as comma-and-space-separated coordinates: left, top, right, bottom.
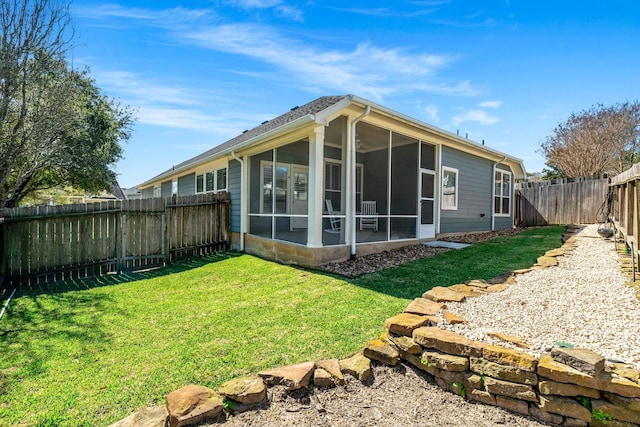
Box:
539, 102, 640, 179
1, 0, 134, 208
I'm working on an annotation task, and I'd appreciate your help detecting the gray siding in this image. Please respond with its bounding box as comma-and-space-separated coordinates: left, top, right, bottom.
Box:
141, 187, 154, 199
440, 147, 494, 233
161, 180, 173, 198
177, 173, 195, 196
229, 159, 241, 233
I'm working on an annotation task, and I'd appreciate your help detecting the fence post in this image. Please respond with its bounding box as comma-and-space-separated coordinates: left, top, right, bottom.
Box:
116, 208, 125, 273
0, 217, 5, 281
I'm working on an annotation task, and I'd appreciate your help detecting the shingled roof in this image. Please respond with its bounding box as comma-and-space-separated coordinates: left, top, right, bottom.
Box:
143, 95, 349, 185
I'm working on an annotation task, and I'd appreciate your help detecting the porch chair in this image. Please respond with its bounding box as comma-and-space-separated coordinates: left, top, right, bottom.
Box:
360, 200, 378, 232
324, 199, 341, 233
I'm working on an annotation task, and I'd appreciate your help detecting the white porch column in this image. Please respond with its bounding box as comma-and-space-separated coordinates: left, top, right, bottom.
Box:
307, 125, 325, 248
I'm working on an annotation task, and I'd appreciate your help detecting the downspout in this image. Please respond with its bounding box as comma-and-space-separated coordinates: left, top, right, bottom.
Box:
231, 151, 245, 251
492, 156, 507, 231
350, 105, 371, 258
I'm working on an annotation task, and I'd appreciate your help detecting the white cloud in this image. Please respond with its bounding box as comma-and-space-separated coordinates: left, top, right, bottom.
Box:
452, 109, 499, 126
181, 23, 468, 101
424, 104, 440, 123
479, 100, 503, 108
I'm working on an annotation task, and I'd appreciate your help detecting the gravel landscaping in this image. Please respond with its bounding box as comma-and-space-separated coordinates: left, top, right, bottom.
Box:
443, 223, 640, 371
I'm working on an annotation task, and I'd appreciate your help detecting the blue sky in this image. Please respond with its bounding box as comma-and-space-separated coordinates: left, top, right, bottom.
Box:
71, 1, 640, 188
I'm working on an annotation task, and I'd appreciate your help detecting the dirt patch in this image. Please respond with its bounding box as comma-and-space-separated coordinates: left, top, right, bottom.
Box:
319, 228, 522, 278
215, 364, 545, 427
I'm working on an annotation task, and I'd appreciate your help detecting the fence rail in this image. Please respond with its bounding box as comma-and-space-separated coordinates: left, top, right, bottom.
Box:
0, 193, 230, 287
514, 178, 609, 226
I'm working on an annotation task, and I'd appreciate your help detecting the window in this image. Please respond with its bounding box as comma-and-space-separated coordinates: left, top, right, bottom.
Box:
196, 174, 204, 193
205, 172, 215, 192
216, 168, 227, 191
196, 167, 227, 194
442, 167, 458, 210
494, 170, 512, 216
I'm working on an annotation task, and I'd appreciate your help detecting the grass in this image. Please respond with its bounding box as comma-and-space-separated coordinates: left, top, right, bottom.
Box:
0, 225, 564, 426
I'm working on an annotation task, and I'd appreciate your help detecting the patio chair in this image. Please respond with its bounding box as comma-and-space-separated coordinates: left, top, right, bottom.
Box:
360, 200, 378, 231
324, 199, 341, 233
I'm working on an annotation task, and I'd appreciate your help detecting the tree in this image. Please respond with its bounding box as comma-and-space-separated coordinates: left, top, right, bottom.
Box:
538, 102, 640, 179
0, 0, 133, 208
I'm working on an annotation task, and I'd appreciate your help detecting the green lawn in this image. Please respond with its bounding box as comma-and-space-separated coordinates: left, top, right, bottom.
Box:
0, 225, 564, 426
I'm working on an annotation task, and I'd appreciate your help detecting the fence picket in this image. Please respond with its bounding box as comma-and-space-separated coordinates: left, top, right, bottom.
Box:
515, 178, 609, 226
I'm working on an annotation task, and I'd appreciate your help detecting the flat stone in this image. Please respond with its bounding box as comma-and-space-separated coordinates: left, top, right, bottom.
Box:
340, 352, 371, 382
388, 335, 422, 354
413, 327, 484, 357
448, 284, 485, 297
363, 339, 399, 366
539, 354, 640, 398
495, 395, 529, 415
484, 377, 537, 402
536, 256, 559, 267
563, 417, 588, 426
403, 298, 446, 316
467, 279, 490, 289
537, 353, 599, 389
218, 376, 266, 405
469, 389, 497, 406
422, 287, 466, 303
442, 310, 466, 325
592, 399, 640, 424
483, 345, 538, 372
258, 361, 315, 390
538, 380, 600, 398
551, 347, 605, 376
600, 374, 640, 398
538, 395, 591, 422
529, 405, 564, 425
485, 284, 509, 293
513, 268, 533, 275
470, 357, 538, 385
611, 363, 640, 383
591, 420, 639, 427
166, 385, 223, 427
602, 391, 640, 411
314, 368, 336, 388
316, 359, 344, 386
487, 332, 530, 349
109, 406, 168, 427
384, 313, 430, 336
421, 350, 469, 372
545, 248, 566, 257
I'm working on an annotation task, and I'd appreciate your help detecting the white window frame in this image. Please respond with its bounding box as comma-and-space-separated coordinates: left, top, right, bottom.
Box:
195, 167, 228, 194
196, 174, 204, 193
216, 168, 227, 191
494, 169, 512, 217
441, 166, 458, 211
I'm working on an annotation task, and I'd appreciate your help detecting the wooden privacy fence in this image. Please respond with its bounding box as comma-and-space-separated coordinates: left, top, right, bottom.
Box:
0, 193, 230, 287
609, 163, 640, 276
514, 177, 609, 226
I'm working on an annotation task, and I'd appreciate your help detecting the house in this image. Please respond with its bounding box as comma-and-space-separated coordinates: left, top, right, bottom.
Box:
136, 95, 526, 266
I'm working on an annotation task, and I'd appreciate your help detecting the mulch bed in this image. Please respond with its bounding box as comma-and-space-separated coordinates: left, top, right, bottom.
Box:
319, 228, 522, 278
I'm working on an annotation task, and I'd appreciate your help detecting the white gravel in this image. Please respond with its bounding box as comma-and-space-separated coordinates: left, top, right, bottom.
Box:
442, 224, 640, 371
